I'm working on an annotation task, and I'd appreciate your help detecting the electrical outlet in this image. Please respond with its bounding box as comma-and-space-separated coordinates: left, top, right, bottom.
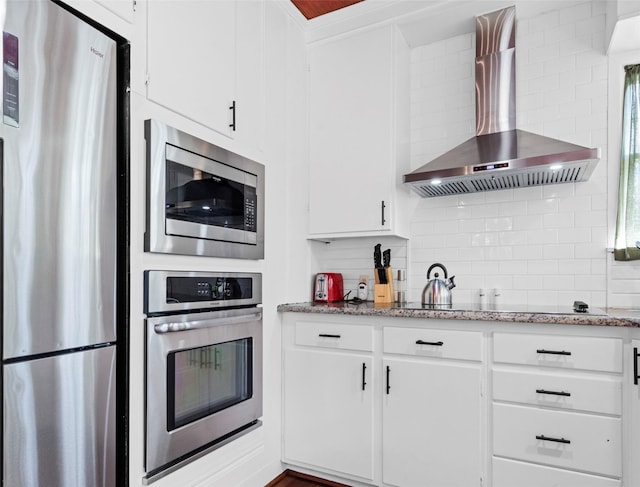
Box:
359, 275, 368, 285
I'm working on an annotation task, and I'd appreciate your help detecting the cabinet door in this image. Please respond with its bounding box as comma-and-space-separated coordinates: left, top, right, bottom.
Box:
382, 357, 482, 487
629, 339, 640, 486
283, 348, 374, 481
308, 27, 396, 236
147, 0, 236, 136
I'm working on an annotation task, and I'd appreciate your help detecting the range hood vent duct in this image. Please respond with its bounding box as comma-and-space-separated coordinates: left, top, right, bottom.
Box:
404, 6, 599, 197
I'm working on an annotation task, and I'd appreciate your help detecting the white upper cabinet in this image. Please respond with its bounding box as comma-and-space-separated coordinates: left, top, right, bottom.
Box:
307, 25, 411, 239
94, 0, 135, 23
146, 0, 263, 146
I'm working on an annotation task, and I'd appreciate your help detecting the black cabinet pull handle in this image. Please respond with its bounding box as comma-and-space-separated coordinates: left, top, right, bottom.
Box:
362, 363, 367, 391
229, 100, 236, 131
386, 365, 391, 395
318, 333, 340, 338
381, 200, 386, 226
536, 388, 571, 397
416, 340, 444, 346
634, 347, 640, 386
536, 349, 571, 356
536, 435, 570, 444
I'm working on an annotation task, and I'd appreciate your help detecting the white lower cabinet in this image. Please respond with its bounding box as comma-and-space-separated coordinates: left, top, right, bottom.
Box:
283, 348, 375, 480
382, 358, 482, 487
382, 326, 483, 487
628, 338, 640, 487
282, 320, 375, 482
281, 316, 635, 487
492, 332, 623, 486
493, 458, 621, 487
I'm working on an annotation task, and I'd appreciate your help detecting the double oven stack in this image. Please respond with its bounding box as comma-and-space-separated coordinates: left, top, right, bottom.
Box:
144, 271, 263, 482
143, 119, 266, 482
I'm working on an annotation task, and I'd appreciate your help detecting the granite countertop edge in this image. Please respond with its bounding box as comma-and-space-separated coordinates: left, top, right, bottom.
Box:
277, 302, 640, 328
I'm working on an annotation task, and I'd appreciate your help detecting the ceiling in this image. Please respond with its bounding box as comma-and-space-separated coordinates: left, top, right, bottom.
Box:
291, 0, 364, 20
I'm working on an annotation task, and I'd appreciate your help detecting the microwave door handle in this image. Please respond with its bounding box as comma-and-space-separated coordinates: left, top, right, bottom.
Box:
153, 312, 262, 334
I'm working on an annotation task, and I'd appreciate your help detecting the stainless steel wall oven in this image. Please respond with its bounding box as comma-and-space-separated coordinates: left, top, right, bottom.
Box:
145, 119, 265, 259
144, 271, 263, 482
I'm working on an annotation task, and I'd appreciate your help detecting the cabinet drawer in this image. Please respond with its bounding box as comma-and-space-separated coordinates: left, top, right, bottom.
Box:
493, 369, 622, 415
493, 457, 621, 487
384, 327, 481, 361
493, 404, 621, 477
493, 333, 622, 373
295, 321, 373, 352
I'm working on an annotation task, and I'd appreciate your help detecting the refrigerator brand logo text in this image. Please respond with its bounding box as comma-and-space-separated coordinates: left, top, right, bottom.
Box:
91, 47, 104, 59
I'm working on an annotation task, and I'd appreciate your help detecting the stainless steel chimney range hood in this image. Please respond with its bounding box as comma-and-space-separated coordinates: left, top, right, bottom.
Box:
404, 6, 599, 198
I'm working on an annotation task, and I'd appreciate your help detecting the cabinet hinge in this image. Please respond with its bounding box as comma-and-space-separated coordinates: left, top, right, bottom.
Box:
132, 0, 137, 12
145, 73, 150, 87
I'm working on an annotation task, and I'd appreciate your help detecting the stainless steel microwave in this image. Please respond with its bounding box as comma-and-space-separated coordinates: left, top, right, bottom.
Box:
145, 119, 265, 259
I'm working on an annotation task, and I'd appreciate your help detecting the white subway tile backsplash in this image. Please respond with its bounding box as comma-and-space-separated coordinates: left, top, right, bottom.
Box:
514, 275, 544, 290
574, 242, 608, 259
513, 245, 543, 260
559, 2, 592, 24
559, 259, 592, 275
499, 260, 528, 275
471, 203, 501, 219
317, 2, 636, 309
544, 274, 575, 290
558, 194, 590, 212
472, 232, 500, 247
573, 275, 606, 292
513, 214, 543, 231
558, 227, 591, 244
486, 246, 514, 261
527, 260, 559, 275
542, 183, 575, 199
542, 244, 575, 260
528, 198, 559, 215
543, 212, 574, 229
499, 199, 527, 216
499, 231, 528, 246
458, 218, 485, 233
486, 217, 513, 232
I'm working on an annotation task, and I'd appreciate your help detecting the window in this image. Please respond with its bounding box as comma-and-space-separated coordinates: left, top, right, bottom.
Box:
614, 64, 640, 261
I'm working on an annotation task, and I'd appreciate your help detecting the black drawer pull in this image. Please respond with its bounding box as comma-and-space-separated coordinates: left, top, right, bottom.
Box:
416, 340, 444, 346
362, 363, 367, 391
536, 435, 570, 444
536, 389, 571, 397
536, 349, 571, 356
386, 365, 391, 395
634, 347, 639, 386
318, 333, 341, 338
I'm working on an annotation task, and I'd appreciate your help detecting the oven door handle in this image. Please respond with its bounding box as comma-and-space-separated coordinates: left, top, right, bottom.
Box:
153, 311, 262, 334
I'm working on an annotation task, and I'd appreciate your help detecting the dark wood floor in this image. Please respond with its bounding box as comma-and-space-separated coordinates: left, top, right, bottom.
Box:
266, 469, 350, 487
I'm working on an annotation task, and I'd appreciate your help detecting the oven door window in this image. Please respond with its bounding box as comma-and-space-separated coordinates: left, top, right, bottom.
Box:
167, 338, 253, 431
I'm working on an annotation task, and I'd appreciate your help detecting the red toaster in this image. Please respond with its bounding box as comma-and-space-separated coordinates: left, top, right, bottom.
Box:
313, 273, 344, 302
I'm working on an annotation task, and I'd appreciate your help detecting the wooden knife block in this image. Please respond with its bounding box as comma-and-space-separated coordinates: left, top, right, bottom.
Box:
374, 267, 394, 304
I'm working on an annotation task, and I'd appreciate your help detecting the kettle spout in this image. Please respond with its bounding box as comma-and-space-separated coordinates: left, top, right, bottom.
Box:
446, 275, 456, 290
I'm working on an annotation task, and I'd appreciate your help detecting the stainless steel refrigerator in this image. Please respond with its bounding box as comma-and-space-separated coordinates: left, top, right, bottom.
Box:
1, 1, 126, 485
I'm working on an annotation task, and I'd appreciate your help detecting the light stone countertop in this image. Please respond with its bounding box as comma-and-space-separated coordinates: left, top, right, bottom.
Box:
277, 301, 640, 328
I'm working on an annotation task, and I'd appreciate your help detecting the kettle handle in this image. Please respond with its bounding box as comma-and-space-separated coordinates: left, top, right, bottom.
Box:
427, 263, 448, 280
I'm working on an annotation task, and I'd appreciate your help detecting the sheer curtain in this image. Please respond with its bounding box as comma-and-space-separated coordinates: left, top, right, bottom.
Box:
614, 64, 640, 261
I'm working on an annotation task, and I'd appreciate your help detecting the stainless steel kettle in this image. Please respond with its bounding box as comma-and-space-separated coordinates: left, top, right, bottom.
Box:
421, 263, 456, 307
